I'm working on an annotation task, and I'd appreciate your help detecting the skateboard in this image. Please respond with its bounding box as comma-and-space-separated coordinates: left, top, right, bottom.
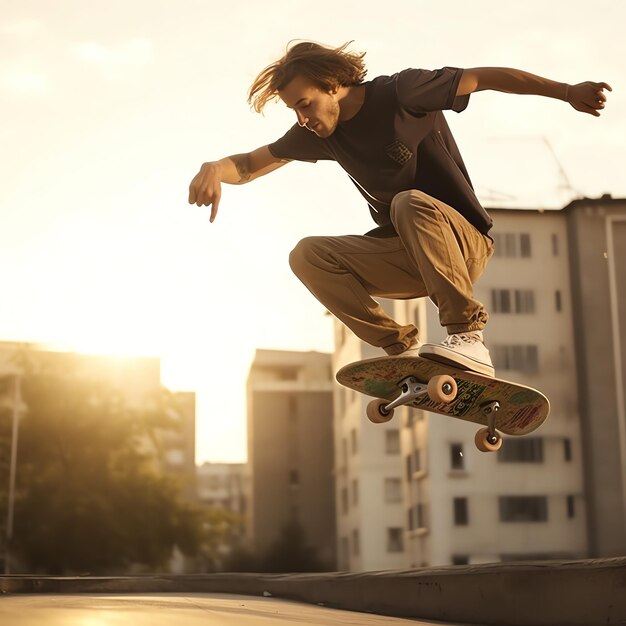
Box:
336, 355, 550, 452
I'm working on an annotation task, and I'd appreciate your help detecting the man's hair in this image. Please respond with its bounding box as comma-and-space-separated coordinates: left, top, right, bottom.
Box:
248, 41, 367, 113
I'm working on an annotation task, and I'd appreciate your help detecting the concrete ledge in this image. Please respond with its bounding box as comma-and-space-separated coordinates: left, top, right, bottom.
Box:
1, 557, 625, 625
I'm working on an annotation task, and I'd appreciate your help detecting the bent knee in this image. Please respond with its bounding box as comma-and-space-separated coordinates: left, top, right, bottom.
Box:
390, 189, 434, 225
289, 236, 324, 276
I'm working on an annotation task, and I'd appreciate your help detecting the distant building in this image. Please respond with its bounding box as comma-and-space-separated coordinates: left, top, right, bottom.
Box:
197, 461, 249, 515
246, 349, 336, 570
196, 461, 250, 570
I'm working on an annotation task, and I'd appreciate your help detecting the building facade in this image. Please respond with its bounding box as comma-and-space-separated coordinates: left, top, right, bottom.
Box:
246, 349, 336, 569
333, 319, 409, 571
332, 195, 626, 568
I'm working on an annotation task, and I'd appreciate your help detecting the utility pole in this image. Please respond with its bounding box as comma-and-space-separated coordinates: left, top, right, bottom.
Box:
4, 373, 20, 575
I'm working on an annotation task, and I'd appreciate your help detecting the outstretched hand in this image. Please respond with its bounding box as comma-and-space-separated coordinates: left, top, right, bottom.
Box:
567, 81, 612, 117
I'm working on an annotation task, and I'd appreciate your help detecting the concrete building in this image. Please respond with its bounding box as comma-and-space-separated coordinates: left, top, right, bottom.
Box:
246, 349, 336, 570
197, 462, 249, 515
333, 324, 408, 572
196, 462, 251, 570
562, 196, 626, 557
332, 195, 626, 569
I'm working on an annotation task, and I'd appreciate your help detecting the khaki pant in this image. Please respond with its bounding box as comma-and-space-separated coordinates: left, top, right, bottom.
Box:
289, 189, 494, 355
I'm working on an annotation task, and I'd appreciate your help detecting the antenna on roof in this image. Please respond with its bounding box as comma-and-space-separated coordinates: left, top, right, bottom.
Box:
541, 136, 582, 198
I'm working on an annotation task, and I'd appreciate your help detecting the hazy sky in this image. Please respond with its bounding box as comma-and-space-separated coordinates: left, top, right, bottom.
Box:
1, 0, 624, 462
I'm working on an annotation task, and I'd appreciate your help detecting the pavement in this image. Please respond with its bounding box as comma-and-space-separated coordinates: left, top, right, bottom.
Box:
1, 557, 625, 625
0, 593, 463, 626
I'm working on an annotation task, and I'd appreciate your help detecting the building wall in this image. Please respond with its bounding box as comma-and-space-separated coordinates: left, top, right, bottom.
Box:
399, 209, 588, 566
247, 349, 336, 569
565, 198, 626, 556
333, 304, 408, 572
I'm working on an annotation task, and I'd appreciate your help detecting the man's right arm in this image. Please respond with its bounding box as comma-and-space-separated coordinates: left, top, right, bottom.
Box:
188, 145, 290, 222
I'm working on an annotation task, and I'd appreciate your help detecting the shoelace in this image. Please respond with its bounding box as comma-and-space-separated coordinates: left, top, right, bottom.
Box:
442, 333, 481, 347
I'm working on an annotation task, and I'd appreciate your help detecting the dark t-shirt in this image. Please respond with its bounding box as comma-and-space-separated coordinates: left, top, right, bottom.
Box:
268, 67, 492, 236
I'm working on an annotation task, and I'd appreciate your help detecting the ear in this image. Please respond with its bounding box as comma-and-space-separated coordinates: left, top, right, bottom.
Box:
328, 82, 340, 95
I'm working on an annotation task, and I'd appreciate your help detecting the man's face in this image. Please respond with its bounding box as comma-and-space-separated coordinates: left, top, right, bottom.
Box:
278, 75, 341, 138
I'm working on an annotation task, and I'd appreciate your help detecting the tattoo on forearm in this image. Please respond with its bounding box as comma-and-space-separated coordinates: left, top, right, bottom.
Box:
232, 154, 251, 183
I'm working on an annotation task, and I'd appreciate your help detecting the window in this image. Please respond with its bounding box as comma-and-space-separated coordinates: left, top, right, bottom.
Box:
416, 503, 428, 529
552, 233, 559, 256
385, 429, 400, 454
567, 495, 575, 519
279, 367, 298, 381
452, 555, 469, 565
341, 487, 348, 515
289, 469, 300, 486
555, 290, 562, 312
408, 507, 414, 531
406, 454, 413, 480
499, 496, 548, 522
564, 439, 572, 462
492, 345, 539, 373
492, 289, 535, 314
413, 449, 422, 473
384, 478, 403, 503
454, 497, 469, 525
342, 438, 348, 465
514, 289, 535, 313
450, 443, 465, 470
492, 289, 512, 313
498, 438, 544, 463
352, 529, 360, 556
340, 537, 349, 569
492, 232, 532, 258
351, 479, 358, 506
387, 527, 404, 553
350, 428, 358, 455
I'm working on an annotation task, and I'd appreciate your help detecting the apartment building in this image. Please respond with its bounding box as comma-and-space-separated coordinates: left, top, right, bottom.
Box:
246, 349, 336, 569
196, 461, 250, 569
562, 196, 626, 556
401, 207, 587, 566
197, 461, 249, 515
333, 315, 409, 572
332, 195, 625, 568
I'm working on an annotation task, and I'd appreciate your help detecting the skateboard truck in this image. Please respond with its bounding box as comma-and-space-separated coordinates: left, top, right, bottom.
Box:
476, 401, 502, 451
366, 374, 458, 423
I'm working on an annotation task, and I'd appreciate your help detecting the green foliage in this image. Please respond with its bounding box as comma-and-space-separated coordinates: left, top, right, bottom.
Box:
4, 359, 201, 574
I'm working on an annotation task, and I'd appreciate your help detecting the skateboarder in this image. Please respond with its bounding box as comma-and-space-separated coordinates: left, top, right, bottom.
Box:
188, 41, 611, 377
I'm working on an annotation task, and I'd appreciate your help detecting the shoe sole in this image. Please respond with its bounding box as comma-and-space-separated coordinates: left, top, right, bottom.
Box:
418, 345, 495, 378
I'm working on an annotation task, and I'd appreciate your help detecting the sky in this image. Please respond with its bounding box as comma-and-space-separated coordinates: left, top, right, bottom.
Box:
1, 0, 625, 463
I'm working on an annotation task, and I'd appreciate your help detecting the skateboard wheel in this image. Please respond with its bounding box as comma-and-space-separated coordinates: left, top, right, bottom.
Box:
475, 427, 503, 452
427, 375, 458, 403
366, 398, 394, 424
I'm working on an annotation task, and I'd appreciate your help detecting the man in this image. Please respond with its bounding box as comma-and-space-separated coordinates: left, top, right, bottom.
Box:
188, 41, 611, 377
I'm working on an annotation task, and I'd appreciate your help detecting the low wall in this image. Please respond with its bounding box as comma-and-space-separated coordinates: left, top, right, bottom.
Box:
1, 557, 625, 625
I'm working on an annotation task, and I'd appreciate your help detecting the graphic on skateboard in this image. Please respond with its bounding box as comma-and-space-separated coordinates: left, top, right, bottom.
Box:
336, 355, 550, 452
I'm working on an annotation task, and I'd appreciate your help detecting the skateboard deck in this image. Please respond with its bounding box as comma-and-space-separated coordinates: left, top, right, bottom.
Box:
336, 355, 550, 440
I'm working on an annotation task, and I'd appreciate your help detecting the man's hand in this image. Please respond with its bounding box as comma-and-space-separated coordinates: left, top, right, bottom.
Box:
567, 81, 612, 117
188, 162, 222, 222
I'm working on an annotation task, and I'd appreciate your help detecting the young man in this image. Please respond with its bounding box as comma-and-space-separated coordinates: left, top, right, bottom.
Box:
188, 41, 611, 377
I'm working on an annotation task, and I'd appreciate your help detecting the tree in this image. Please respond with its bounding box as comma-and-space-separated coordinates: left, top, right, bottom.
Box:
9, 356, 202, 574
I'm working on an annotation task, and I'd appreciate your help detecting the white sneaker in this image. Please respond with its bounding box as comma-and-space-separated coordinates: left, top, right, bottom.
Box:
418, 331, 495, 377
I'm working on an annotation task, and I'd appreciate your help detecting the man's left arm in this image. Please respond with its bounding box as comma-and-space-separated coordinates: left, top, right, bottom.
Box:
457, 67, 612, 117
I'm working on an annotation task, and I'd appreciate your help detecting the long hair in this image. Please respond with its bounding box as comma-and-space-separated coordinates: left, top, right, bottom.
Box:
248, 41, 367, 113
